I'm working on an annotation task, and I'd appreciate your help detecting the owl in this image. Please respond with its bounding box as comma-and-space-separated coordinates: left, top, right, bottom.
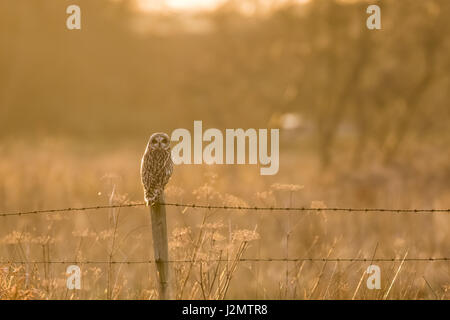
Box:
140, 132, 173, 206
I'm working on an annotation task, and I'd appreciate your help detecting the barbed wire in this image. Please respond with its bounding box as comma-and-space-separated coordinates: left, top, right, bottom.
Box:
0, 202, 449, 217
0, 203, 146, 217
1, 257, 449, 264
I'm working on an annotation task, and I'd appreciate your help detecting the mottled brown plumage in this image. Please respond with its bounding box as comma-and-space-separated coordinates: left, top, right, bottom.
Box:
140, 132, 173, 206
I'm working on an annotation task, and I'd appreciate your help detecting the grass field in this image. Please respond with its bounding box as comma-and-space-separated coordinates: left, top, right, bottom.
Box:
0, 138, 448, 299
0, 0, 449, 299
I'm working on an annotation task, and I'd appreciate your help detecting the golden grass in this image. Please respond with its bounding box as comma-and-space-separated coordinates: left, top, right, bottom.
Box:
0, 139, 448, 300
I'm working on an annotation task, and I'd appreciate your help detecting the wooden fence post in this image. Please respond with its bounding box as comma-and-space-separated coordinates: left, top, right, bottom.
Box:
150, 193, 172, 299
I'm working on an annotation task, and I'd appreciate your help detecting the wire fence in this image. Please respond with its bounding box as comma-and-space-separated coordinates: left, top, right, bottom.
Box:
1, 202, 450, 217
1, 257, 449, 265
0, 202, 449, 265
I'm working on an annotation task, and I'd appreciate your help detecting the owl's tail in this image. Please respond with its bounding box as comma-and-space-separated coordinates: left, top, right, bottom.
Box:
145, 189, 163, 206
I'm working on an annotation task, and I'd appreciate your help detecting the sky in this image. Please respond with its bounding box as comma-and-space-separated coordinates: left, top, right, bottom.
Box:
136, 0, 310, 12
137, 0, 225, 12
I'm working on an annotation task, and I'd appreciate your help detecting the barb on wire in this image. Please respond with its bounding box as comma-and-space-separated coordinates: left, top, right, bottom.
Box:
0, 202, 449, 217
1, 257, 449, 264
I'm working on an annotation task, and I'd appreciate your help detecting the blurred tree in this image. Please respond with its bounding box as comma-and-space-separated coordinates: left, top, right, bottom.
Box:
0, 0, 448, 169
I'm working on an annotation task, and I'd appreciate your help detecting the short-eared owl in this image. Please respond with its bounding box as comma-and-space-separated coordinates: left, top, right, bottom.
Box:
140, 132, 173, 206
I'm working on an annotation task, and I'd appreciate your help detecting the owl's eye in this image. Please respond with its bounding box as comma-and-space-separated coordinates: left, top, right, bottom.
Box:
151, 139, 157, 144
162, 138, 168, 144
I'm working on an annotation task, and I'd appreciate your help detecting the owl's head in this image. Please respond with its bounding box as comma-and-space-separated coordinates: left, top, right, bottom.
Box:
148, 132, 171, 151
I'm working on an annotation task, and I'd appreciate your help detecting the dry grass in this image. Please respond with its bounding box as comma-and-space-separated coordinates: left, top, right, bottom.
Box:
0, 139, 448, 300
1, 0, 449, 300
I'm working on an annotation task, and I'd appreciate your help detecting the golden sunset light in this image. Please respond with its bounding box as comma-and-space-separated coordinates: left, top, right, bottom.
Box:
1, 0, 449, 306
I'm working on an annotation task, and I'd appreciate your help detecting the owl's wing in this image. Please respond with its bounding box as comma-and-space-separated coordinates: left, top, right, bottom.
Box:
161, 153, 173, 187
140, 152, 151, 188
